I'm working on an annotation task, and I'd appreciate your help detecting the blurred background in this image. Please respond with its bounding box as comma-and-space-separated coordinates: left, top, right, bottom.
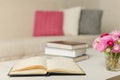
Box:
0, 0, 119, 39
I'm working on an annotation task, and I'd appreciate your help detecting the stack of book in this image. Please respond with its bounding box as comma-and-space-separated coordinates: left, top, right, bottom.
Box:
45, 41, 89, 62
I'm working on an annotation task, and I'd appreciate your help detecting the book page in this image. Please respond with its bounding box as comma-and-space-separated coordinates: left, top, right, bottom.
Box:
10, 69, 47, 75
46, 57, 84, 74
12, 56, 46, 71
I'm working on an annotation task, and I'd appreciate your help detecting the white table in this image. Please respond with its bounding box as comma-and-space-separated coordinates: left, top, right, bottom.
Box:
0, 48, 120, 80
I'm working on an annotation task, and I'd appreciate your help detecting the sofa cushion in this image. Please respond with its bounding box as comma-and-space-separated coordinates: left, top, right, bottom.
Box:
33, 11, 64, 36
79, 9, 103, 34
63, 7, 82, 36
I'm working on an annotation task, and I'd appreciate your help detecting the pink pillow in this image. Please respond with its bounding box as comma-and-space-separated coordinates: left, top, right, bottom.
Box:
33, 11, 64, 36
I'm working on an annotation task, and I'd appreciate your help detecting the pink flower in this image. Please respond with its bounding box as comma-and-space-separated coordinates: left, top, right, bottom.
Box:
93, 31, 120, 53
100, 35, 114, 44
100, 33, 109, 38
92, 38, 100, 49
112, 44, 120, 53
107, 40, 114, 47
93, 37, 107, 52
96, 41, 107, 52
111, 35, 119, 41
111, 31, 120, 37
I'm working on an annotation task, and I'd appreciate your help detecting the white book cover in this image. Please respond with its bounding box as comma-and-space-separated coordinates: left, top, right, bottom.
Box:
45, 47, 86, 57
72, 54, 89, 62
46, 54, 89, 62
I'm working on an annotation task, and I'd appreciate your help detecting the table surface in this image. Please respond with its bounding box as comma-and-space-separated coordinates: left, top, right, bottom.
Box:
0, 48, 120, 80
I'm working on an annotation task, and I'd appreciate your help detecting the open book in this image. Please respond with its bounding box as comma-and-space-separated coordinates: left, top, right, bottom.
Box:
8, 56, 85, 77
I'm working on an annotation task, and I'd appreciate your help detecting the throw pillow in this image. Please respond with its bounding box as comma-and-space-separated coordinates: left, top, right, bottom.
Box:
79, 9, 103, 34
63, 7, 82, 36
33, 11, 64, 36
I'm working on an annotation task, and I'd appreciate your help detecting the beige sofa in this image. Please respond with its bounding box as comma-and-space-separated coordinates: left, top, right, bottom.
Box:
0, 35, 98, 61
0, 0, 100, 61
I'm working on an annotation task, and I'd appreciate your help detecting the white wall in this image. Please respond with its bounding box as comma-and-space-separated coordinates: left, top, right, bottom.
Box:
0, 0, 64, 39
100, 0, 120, 33
63, 0, 100, 9
0, 0, 99, 39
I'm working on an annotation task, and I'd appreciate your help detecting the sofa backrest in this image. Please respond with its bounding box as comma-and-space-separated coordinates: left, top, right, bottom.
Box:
0, 0, 99, 39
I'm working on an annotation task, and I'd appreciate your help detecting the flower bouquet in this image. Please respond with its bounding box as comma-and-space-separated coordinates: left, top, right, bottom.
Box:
93, 31, 120, 71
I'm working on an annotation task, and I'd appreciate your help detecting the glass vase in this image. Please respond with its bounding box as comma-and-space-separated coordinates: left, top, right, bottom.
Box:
105, 53, 120, 71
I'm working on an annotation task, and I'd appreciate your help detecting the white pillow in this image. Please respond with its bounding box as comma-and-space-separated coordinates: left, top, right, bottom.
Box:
63, 7, 82, 36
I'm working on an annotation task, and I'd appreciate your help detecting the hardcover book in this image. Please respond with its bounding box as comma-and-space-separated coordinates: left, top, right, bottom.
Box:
46, 54, 89, 62
8, 56, 85, 77
47, 41, 88, 50
45, 47, 86, 57
72, 54, 89, 62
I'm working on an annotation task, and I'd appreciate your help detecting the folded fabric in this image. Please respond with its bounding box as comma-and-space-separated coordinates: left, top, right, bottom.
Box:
79, 9, 103, 34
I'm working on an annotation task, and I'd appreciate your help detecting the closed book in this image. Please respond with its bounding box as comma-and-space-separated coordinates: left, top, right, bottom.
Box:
47, 41, 88, 50
46, 54, 89, 62
72, 54, 89, 62
45, 47, 86, 57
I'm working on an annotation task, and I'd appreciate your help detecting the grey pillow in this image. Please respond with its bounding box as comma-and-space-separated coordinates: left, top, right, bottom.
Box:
79, 9, 103, 34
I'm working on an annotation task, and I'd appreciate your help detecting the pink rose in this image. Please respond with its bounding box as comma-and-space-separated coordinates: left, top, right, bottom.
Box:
93, 31, 120, 53
110, 31, 120, 41
96, 41, 107, 52
93, 42, 99, 49
112, 44, 120, 53
111, 35, 119, 41
100, 35, 114, 44
100, 33, 109, 38
93, 37, 107, 52
111, 31, 120, 38
107, 40, 114, 47
92, 38, 100, 49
